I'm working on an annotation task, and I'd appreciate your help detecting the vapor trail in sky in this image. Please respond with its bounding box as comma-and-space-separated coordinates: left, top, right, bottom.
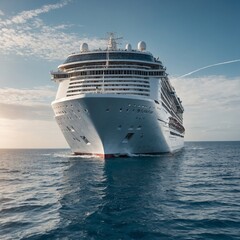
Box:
178, 59, 240, 78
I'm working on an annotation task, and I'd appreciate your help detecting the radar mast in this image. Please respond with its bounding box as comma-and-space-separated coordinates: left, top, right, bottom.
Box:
106, 32, 122, 50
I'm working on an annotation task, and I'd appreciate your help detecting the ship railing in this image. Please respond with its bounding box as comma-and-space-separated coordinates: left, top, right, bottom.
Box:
77, 90, 151, 96
65, 64, 153, 72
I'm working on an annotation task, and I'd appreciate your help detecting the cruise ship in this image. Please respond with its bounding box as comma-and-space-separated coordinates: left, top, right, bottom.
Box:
51, 34, 185, 158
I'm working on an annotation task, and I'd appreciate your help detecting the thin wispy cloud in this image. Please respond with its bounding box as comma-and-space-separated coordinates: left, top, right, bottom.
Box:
0, 102, 53, 121
171, 75, 240, 140
0, 86, 55, 104
172, 75, 240, 109
0, 9, 4, 16
0, 0, 70, 27
0, 86, 56, 120
0, 1, 106, 60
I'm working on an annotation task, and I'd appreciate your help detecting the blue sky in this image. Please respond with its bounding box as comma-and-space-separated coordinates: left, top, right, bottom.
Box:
0, 0, 239, 148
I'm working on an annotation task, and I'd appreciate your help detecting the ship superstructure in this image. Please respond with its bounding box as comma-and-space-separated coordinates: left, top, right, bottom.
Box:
51, 34, 184, 157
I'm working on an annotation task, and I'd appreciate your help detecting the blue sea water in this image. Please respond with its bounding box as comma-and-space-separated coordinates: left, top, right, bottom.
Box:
0, 142, 240, 240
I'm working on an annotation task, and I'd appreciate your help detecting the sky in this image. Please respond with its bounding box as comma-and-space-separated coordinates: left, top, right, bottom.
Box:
0, 0, 239, 148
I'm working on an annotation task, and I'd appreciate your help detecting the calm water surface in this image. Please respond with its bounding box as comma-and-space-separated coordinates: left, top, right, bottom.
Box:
0, 142, 240, 239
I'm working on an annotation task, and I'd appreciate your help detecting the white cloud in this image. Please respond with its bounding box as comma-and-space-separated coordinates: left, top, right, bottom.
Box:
171, 75, 240, 110
0, 1, 70, 27
0, 86, 55, 104
0, 1, 106, 60
0, 102, 53, 121
171, 75, 240, 140
0, 86, 68, 148
0, 9, 4, 16
0, 86, 56, 120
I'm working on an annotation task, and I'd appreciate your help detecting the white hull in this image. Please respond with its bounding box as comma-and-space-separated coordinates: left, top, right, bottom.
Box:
52, 94, 184, 157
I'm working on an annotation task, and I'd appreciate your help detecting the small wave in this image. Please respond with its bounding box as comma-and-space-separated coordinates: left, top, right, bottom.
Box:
53, 152, 101, 159
53, 152, 75, 158
188, 147, 205, 150
127, 153, 154, 158
71, 154, 102, 159
127, 153, 172, 158
126, 153, 140, 157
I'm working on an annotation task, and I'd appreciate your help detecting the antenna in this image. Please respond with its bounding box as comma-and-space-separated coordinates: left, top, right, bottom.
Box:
106, 32, 123, 50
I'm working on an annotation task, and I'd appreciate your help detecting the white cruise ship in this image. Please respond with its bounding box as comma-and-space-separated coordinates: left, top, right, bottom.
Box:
51, 34, 185, 158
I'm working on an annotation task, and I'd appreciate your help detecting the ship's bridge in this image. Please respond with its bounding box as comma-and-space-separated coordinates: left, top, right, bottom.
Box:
64, 51, 154, 64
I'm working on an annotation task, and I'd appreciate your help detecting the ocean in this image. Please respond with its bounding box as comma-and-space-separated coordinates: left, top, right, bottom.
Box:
0, 142, 240, 240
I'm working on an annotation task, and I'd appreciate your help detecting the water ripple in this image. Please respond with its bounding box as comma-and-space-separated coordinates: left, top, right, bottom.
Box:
0, 143, 240, 239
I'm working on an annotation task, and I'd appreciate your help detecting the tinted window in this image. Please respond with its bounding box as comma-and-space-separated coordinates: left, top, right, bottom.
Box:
64, 52, 153, 63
